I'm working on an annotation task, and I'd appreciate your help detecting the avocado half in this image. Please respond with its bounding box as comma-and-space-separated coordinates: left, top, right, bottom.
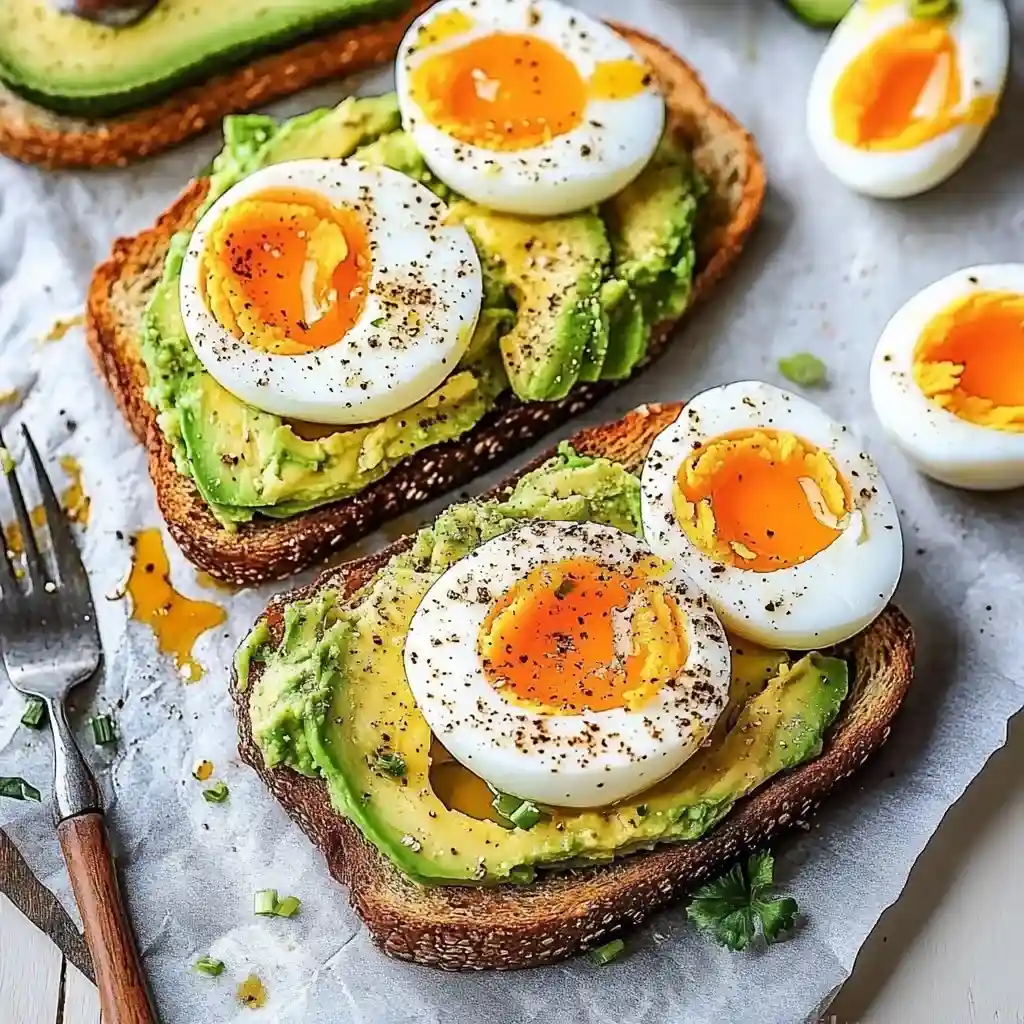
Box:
0, 0, 414, 116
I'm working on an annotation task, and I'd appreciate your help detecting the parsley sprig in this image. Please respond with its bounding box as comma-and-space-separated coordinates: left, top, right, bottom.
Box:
687, 851, 799, 951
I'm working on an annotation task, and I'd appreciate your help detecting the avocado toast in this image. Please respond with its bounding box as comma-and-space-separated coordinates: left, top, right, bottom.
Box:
0, 0, 432, 168
230, 402, 914, 969
86, 25, 766, 584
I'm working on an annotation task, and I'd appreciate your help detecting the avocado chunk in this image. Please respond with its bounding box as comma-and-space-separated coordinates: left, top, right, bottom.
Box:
778, 0, 854, 28
0, 0, 413, 117
452, 203, 611, 401
241, 454, 850, 885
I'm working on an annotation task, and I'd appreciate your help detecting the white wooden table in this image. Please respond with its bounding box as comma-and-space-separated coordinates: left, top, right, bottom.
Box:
2, 713, 1021, 1023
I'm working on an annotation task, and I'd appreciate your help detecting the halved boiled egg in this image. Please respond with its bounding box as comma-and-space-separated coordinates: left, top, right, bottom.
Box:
807, 0, 1009, 198
403, 520, 731, 808
395, 0, 665, 216
641, 382, 903, 649
870, 264, 1024, 490
179, 159, 483, 426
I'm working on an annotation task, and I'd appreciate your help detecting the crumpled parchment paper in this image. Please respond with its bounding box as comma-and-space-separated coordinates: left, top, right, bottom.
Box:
1, 2, 1023, 1021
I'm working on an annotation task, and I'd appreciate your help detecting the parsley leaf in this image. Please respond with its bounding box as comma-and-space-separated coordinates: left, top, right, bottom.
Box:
778, 352, 827, 388
687, 850, 799, 951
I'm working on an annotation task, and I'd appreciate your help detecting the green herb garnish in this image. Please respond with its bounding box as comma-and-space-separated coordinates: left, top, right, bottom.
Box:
203, 781, 230, 804
20, 698, 47, 729
194, 956, 225, 977
909, 0, 956, 18
374, 752, 407, 778
90, 714, 116, 747
273, 896, 301, 918
588, 939, 626, 965
0, 777, 41, 801
508, 800, 542, 830
778, 352, 827, 388
254, 889, 278, 916
687, 850, 799, 951
371, 317, 388, 328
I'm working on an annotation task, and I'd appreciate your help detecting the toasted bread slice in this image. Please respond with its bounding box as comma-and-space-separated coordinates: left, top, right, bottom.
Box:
86, 27, 766, 584
231, 401, 916, 970
0, 2, 432, 169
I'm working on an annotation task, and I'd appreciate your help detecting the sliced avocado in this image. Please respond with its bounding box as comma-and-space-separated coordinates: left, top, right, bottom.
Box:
243, 459, 850, 886
353, 129, 450, 197
778, 0, 854, 28
0, 0, 412, 117
452, 203, 611, 402
598, 279, 647, 382
605, 138, 703, 340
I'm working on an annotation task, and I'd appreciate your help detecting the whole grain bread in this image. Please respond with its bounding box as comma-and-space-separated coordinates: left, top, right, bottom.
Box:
86, 27, 767, 584
0, 1, 432, 168
231, 401, 916, 970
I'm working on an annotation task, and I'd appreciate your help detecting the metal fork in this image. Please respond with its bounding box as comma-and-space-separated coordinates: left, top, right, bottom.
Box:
0, 427, 158, 1024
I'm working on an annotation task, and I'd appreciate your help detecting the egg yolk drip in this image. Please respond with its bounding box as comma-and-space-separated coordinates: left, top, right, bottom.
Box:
832, 19, 996, 151
673, 430, 852, 573
409, 29, 649, 152
201, 187, 371, 356
913, 291, 1024, 432
478, 556, 687, 714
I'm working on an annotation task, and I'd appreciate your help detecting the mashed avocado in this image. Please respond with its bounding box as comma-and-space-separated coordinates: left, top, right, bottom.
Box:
142, 94, 703, 527
238, 448, 849, 885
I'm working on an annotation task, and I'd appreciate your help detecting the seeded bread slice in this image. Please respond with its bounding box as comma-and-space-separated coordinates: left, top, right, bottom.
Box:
85, 27, 767, 584
0, 1, 432, 168
231, 401, 916, 970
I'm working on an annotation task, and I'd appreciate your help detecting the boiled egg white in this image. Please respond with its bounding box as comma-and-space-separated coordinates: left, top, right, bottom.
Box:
807, 0, 1009, 198
403, 520, 731, 808
179, 159, 483, 426
870, 263, 1024, 490
395, 0, 665, 216
641, 382, 903, 650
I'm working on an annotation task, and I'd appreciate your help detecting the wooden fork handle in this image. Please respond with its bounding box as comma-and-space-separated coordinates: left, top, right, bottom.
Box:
57, 812, 159, 1024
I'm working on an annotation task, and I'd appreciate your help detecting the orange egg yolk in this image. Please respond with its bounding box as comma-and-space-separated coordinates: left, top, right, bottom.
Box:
832, 19, 996, 151
409, 29, 649, 152
201, 186, 371, 355
478, 556, 687, 713
913, 291, 1024, 432
673, 430, 852, 573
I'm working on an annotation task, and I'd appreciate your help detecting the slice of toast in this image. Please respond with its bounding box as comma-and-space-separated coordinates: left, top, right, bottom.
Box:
230, 401, 916, 970
86, 27, 766, 584
0, 1, 432, 168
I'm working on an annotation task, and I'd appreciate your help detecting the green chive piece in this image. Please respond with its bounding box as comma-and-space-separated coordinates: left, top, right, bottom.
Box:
508, 800, 542, 830
0, 777, 41, 801
374, 752, 406, 778
274, 896, 301, 918
778, 352, 827, 388
588, 939, 626, 965
491, 791, 522, 821
20, 698, 47, 729
371, 316, 388, 328
90, 714, 116, 747
203, 781, 229, 804
909, 0, 956, 18
194, 956, 225, 977
254, 889, 278, 916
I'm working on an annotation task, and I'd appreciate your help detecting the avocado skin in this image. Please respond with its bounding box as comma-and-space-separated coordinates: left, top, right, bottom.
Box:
0, 0, 412, 117
239, 452, 850, 886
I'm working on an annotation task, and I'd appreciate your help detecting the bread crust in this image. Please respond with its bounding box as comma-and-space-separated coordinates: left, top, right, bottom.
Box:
230, 402, 916, 970
0, 1, 432, 168
85, 27, 767, 584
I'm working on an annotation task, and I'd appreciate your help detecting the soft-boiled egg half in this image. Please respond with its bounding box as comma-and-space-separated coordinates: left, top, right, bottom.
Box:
404, 520, 731, 808
641, 382, 903, 650
179, 159, 483, 426
807, 0, 1009, 198
870, 264, 1024, 490
395, 0, 665, 216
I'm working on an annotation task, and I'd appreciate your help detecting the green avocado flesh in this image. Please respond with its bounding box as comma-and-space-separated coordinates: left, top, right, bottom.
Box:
0, 0, 411, 117
139, 93, 702, 527
238, 450, 850, 886
778, 0, 855, 28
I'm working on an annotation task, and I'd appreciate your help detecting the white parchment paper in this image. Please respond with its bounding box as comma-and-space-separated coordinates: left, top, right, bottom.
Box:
2, 2, 1023, 1021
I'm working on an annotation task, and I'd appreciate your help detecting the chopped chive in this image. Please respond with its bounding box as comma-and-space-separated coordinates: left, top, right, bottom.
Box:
274, 896, 301, 918
588, 938, 626, 965
90, 714, 116, 747
0, 777, 41, 801
508, 800, 542, 830
20, 698, 47, 729
374, 752, 406, 778
778, 352, 827, 388
193, 956, 225, 977
203, 781, 229, 804
491, 791, 522, 821
371, 316, 387, 328
254, 889, 278, 916
909, 0, 956, 17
